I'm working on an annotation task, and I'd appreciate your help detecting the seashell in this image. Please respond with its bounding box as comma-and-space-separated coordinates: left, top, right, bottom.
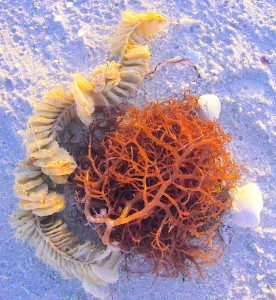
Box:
197, 94, 221, 121
230, 183, 263, 228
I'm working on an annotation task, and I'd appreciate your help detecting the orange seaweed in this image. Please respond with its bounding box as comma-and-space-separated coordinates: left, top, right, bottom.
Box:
74, 97, 241, 277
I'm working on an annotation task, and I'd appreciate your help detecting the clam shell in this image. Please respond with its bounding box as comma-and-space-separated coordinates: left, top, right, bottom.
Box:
230, 183, 263, 228
197, 94, 221, 121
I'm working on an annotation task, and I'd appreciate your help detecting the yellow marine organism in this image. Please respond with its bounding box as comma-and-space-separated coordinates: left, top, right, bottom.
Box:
11, 10, 166, 298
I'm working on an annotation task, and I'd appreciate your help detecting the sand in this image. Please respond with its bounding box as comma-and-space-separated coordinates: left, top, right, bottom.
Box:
0, 0, 275, 299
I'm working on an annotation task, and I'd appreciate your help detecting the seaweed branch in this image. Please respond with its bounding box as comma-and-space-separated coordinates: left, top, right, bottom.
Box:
146, 56, 201, 78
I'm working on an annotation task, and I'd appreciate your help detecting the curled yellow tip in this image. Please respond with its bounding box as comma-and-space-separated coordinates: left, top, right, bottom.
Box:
44, 87, 65, 100
122, 10, 166, 23
72, 73, 95, 93
124, 44, 151, 60
110, 10, 166, 56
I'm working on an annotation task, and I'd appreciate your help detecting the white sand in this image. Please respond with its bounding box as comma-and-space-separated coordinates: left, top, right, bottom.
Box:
0, 1, 275, 299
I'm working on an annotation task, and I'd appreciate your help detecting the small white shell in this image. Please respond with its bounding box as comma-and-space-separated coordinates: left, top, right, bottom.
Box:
230, 183, 263, 228
197, 94, 221, 121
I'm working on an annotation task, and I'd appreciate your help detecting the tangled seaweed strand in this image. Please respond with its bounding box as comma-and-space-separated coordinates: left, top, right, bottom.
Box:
74, 98, 241, 277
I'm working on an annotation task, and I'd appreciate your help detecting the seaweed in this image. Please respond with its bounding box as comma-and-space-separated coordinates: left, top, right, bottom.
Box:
75, 97, 241, 277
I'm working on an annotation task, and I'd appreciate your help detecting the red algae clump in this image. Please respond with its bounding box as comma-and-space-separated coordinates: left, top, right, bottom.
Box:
74, 98, 241, 277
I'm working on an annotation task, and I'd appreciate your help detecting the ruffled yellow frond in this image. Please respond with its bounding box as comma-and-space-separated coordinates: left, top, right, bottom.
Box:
110, 10, 166, 56
43, 87, 69, 101
124, 44, 150, 60
34, 148, 77, 184
72, 80, 95, 126
13, 162, 66, 216
27, 140, 60, 160
18, 191, 64, 213
72, 73, 95, 93
91, 61, 121, 93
